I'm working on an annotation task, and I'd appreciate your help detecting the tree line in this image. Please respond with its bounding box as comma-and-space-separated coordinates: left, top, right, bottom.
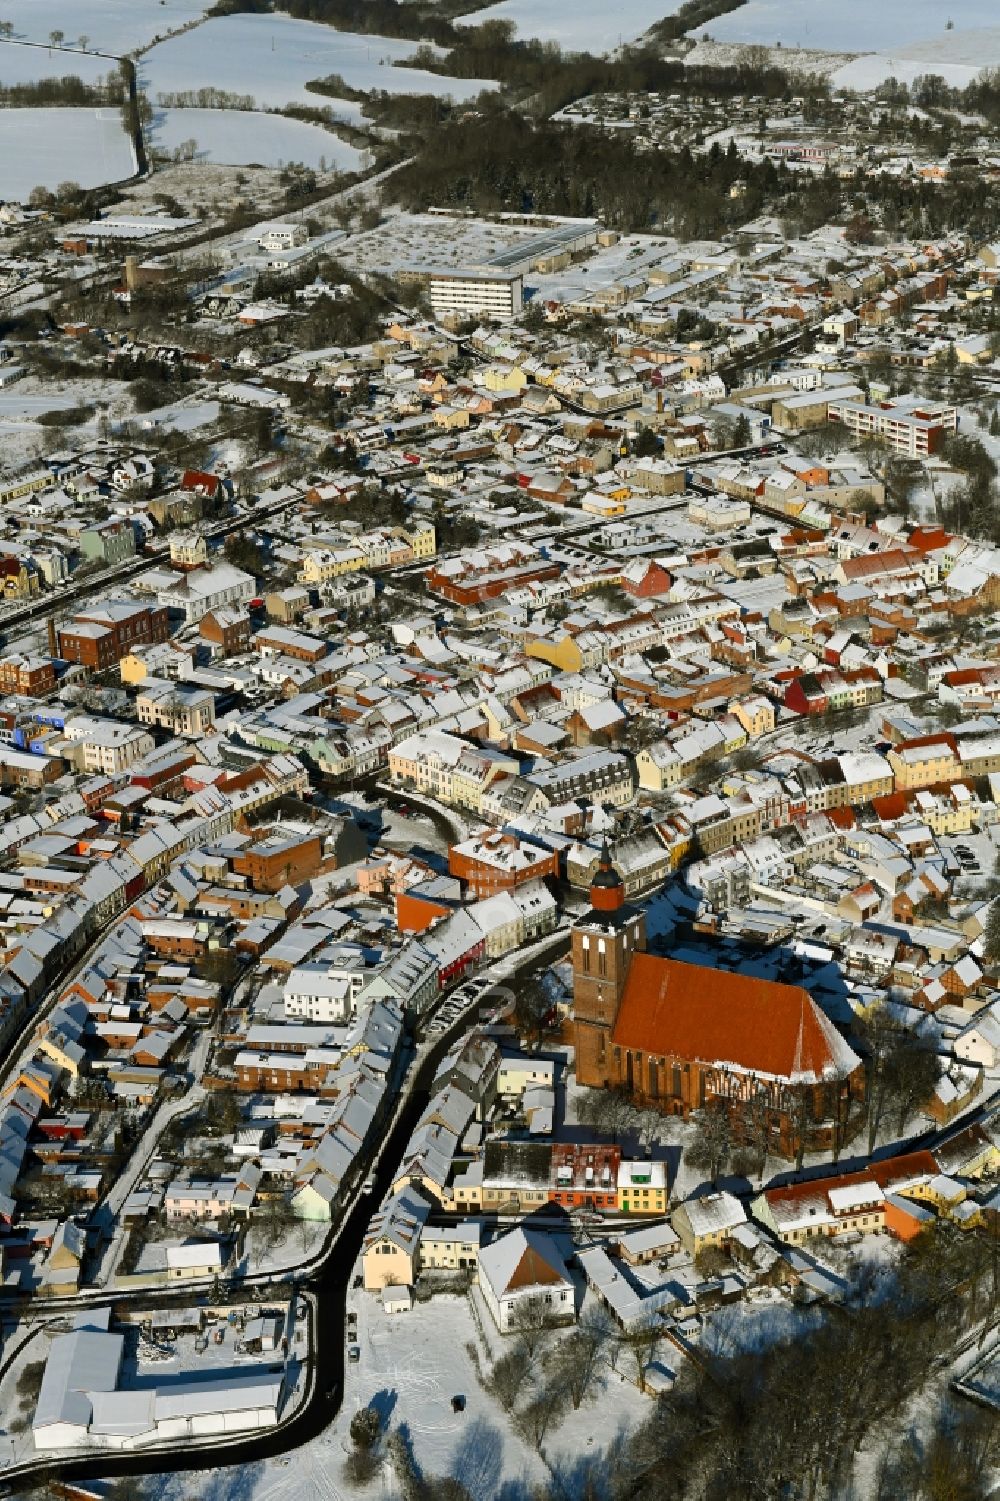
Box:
0, 71, 123, 107
384, 101, 786, 236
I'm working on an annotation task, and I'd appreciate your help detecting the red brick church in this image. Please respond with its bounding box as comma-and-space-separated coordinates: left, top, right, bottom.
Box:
572, 848, 864, 1158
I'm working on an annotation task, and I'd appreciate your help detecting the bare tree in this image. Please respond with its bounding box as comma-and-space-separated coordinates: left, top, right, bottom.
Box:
684, 1099, 733, 1183
508, 1293, 557, 1357
513, 974, 558, 1054
857, 1005, 939, 1153
543, 1306, 612, 1408
620, 1311, 661, 1389
488, 1343, 532, 1412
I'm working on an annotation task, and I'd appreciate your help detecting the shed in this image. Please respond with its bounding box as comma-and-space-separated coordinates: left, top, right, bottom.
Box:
381, 1284, 412, 1315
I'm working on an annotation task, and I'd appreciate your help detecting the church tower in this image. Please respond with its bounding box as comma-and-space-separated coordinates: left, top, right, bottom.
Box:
572, 842, 646, 1088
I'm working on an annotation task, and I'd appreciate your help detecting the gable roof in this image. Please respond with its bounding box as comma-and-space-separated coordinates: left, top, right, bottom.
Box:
478, 1227, 570, 1299
612, 954, 860, 1085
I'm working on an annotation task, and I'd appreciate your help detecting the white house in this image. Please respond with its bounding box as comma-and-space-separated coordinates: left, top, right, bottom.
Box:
955, 1001, 1000, 1070
477, 1228, 575, 1335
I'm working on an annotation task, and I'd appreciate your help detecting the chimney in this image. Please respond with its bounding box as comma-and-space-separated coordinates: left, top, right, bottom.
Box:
47, 615, 58, 660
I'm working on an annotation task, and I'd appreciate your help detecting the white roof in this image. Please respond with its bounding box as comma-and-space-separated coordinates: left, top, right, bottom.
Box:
153, 1370, 283, 1422
680, 1191, 747, 1237
165, 1241, 224, 1271
33, 1329, 122, 1432
828, 1182, 884, 1214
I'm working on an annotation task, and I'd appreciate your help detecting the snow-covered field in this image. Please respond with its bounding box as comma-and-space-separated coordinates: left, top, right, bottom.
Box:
693, 0, 1000, 93
140, 13, 496, 111
832, 32, 1000, 91
0, 38, 118, 85
694, 0, 1000, 53
0, 0, 212, 56
0, 105, 136, 200
148, 1286, 644, 1501
150, 108, 366, 173
462, 0, 685, 54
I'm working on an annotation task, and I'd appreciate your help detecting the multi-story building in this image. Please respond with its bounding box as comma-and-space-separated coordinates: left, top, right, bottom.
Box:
425, 268, 523, 322
135, 681, 217, 738
887, 734, 962, 790
155, 562, 255, 623
0, 654, 55, 697
79, 518, 135, 566
827, 396, 957, 457
448, 831, 559, 897
58, 601, 170, 671
231, 830, 324, 892
62, 716, 155, 774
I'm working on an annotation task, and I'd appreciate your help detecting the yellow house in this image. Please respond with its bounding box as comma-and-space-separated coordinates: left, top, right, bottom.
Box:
0, 557, 39, 599
732, 695, 775, 739
433, 405, 470, 430
582, 492, 628, 517
418, 1221, 482, 1272
37, 1030, 83, 1079
482, 364, 527, 394
299, 546, 366, 584
526, 634, 586, 674
362, 1185, 430, 1291
405, 521, 436, 560
635, 743, 682, 791
888, 740, 962, 790
672, 1191, 747, 1256
617, 1160, 668, 1215
120, 652, 153, 687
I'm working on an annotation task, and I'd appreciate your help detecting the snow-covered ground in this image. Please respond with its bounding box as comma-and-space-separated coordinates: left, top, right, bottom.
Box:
149, 108, 366, 173
462, 0, 685, 55
148, 1283, 645, 1501
121, 397, 222, 434
831, 52, 984, 91
0, 106, 135, 200
693, 0, 1000, 93
0, 39, 117, 86
0, 0, 212, 56
693, 0, 1000, 54
140, 14, 497, 113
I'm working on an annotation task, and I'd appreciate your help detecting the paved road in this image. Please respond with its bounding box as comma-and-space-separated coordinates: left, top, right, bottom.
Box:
5, 940, 565, 1491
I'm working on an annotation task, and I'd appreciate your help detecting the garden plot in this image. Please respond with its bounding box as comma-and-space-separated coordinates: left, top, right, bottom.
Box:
0, 0, 213, 56
0, 106, 135, 200
140, 13, 496, 113
461, 0, 686, 55
150, 108, 366, 173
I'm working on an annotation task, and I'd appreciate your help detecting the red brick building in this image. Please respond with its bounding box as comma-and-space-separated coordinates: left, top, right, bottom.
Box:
59, 601, 170, 671
571, 853, 864, 1159
425, 544, 560, 606
231, 831, 323, 892
199, 608, 251, 657
448, 832, 559, 898
0, 654, 56, 697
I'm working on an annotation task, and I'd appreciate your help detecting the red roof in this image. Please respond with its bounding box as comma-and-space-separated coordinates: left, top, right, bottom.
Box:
763, 1150, 939, 1211
906, 525, 952, 553
826, 805, 857, 830
871, 792, 909, 821
611, 955, 860, 1083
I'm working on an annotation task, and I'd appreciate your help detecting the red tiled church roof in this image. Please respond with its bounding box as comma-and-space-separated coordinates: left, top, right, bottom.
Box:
611, 954, 861, 1084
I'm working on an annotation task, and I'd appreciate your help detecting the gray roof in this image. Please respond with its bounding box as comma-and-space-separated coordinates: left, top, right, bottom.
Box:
33, 1329, 123, 1432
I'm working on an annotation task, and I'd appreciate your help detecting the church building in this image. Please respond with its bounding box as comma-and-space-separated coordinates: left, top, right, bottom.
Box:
571, 846, 864, 1159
